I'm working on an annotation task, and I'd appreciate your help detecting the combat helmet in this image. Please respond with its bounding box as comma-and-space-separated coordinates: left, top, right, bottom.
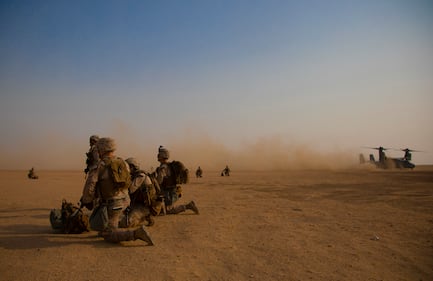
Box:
89, 135, 99, 144
96, 137, 116, 154
125, 157, 140, 170
158, 146, 170, 160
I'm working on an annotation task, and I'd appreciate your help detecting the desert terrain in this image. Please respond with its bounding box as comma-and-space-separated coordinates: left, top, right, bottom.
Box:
0, 167, 432, 281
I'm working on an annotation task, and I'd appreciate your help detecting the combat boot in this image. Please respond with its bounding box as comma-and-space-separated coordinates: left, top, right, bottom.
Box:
134, 225, 154, 246
186, 201, 200, 214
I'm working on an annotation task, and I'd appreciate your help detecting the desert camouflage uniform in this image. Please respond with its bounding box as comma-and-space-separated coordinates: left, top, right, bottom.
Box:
221, 165, 230, 176
81, 137, 153, 245
195, 166, 203, 178
119, 158, 163, 228
156, 146, 199, 215
28, 167, 38, 179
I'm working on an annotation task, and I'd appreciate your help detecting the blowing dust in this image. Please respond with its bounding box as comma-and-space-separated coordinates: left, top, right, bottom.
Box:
0, 131, 357, 171
165, 136, 357, 172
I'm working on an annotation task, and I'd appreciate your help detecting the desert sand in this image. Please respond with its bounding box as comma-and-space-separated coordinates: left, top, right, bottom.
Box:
0, 167, 432, 281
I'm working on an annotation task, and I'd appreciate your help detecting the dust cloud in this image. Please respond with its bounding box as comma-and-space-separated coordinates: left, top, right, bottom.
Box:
165, 135, 358, 172
0, 129, 357, 171
116, 131, 358, 172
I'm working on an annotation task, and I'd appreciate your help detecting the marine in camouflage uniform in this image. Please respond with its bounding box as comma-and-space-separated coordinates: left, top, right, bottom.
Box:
119, 157, 164, 228
195, 166, 203, 178
84, 135, 100, 174
80, 137, 154, 245
156, 146, 199, 215
28, 167, 38, 179
221, 165, 230, 176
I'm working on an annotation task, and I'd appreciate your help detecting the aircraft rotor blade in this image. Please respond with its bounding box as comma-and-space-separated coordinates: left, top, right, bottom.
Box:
362, 146, 389, 150
399, 148, 424, 153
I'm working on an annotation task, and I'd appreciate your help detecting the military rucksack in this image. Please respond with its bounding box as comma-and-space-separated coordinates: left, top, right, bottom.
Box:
49, 199, 90, 234
105, 157, 131, 189
130, 171, 161, 210
169, 161, 189, 184
62, 200, 90, 234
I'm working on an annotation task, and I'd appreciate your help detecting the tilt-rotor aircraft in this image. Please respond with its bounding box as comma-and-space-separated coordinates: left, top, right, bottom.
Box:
359, 147, 421, 169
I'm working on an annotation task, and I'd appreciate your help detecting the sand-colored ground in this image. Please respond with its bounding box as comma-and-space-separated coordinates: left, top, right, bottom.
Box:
0, 167, 432, 281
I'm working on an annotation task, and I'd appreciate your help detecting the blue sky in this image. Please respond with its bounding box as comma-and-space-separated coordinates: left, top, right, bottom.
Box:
1, 0, 432, 170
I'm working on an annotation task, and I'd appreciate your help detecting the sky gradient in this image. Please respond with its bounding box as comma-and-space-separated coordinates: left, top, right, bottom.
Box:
1, 0, 432, 170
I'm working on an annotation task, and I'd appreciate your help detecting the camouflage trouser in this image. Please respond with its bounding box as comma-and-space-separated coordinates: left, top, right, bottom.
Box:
166, 204, 187, 214
103, 197, 129, 230
165, 201, 199, 215
98, 197, 134, 242
102, 228, 135, 243
149, 199, 164, 216
161, 186, 179, 206
101, 221, 153, 245
107, 208, 123, 230
119, 205, 151, 228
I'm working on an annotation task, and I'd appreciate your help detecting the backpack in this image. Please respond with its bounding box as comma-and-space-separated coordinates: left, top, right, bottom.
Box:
169, 161, 189, 184
50, 199, 90, 234
61, 200, 90, 234
130, 171, 161, 211
105, 157, 131, 189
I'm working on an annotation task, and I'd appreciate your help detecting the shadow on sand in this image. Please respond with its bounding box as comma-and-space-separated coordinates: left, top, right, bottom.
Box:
0, 225, 131, 250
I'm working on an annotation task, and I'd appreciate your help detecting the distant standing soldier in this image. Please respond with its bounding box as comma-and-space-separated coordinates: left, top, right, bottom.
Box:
80, 137, 154, 245
195, 166, 203, 178
28, 167, 38, 179
84, 135, 100, 174
156, 146, 199, 215
221, 165, 230, 176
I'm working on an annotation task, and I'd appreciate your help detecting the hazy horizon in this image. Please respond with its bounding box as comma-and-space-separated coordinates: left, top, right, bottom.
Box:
0, 131, 425, 171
